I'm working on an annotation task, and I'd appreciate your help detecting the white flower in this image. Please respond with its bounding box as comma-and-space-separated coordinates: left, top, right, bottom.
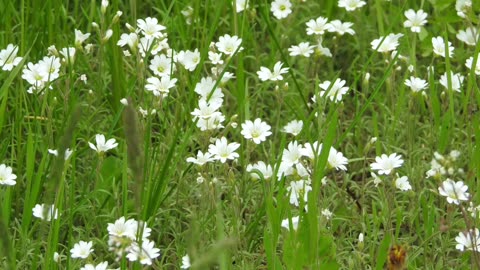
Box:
246, 161, 273, 180
403, 9, 428, 33
117, 33, 138, 50
234, 0, 249, 12
32, 204, 59, 221
194, 77, 224, 104
70, 241, 94, 259
371, 172, 382, 187
370, 153, 404, 175
271, 0, 292, 20
318, 78, 349, 102
0, 164, 17, 186
257, 61, 289, 81
0, 44, 23, 71
107, 217, 138, 241
241, 118, 272, 144
208, 137, 240, 163
371, 33, 403, 52
432, 36, 454, 58
38, 56, 61, 82
80, 262, 108, 270
281, 141, 304, 166
306, 17, 329, 35
88, 134, 118, 153
186, 150, 215, 166
338, 0, 366, 11
215, 34, 243, 56
457, 27, 479, 46
287, 180, 311, 206
328, 147, 348, 171
439, 72, 464, 92
149, 54, 175, 77
281, 216, 300, 230
181, 254, 191, 269
465, 55, 480, 75
395, 176, 412, 191
59, 47, 76, 65
288, 42, 315, 57
438, 179, 469, 205
282, 120, 303, 136
326, 20, 355, 35
208, 51, 224, 65
126, 239, 160, 265
404, 76, 428, 93
137, 17, 166, 39
456, 228, 480, 252
145, 76, 177, 97
456, 0, 472, 18
177, 49, 200, 71
74, 29, 91, 47
321, 208, 333, 220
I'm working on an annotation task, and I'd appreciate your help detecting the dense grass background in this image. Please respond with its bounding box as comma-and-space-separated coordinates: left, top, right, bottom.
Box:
1, 0, 480, 269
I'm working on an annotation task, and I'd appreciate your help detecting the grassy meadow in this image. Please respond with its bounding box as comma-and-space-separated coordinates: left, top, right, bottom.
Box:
1, 0, 480, 269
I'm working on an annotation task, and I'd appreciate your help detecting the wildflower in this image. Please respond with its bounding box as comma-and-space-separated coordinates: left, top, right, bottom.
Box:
208, 137, 240, 163
126, 239, 160, 265
371, 172, 382, 187
432, 36, 454, 58
246, 161, 273, 180
257, 61, 289, 81
80, 262, 109, 270
281, 216, 300, 230
306, 17, 330, 35
145, 76, 177, 97
322, 208, 333, 220
149, 54, 175, 77
107, 217, 138, 241
338, 0, 366, 11
22, 62, 48, 92
59, 47, 76, 65
271, 0, 292, 20
75, 29, 91, 47
181, 254, 191, 269
287, 180, 312, 207
456, 228, 480, 252
208, 51, 224, 65
370, 153, 404, 175
281, 141, 305, 166
439, 72, 464, 92
326, 20, 355, 35
457, 27, 479, 46
186, 150, 215, 166
0, 44, 23, 71
38, 56, 61, 81
327, 147, 348, 171
70, 241, 94, 259
465, 55, 480, 75
177, 49, 200, 71
181, 6, 194, 25
395, 176, 412, 191
404, 76, 428, 93
282, 120, 303, 136
0, 164, 17, 186
137, 17, 166, 39
234, 0, 249, 12
438, 179, 469, 204
288, 42, 315, 57
32, 204, 58, 221
318, 78, 349, 102
88, 134, 118, 153
371, 33, 403, 52
241, 118, 272, 144
117, 33, 138, 50
403, 9, 428, 33
215, 34, 243, 56
315, 37, 332, 57
194, 77, 224, 104
456, 0, 472, 18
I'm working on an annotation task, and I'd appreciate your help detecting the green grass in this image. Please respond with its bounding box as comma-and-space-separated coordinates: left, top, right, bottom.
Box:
1, 0, 480, 269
